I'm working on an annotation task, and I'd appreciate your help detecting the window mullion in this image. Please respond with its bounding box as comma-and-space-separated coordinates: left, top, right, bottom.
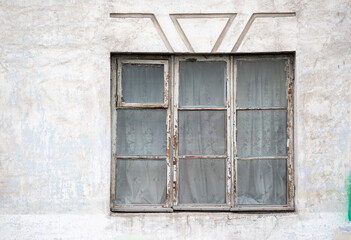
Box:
172, 57, 180, 207
226, 58, 232, 207
286, 57, 295, 209
115, 156, 167, 159
232, 56, 238, 209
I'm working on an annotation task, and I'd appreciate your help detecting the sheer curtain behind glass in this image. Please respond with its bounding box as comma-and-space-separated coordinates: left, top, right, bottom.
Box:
116, 63, 167, 205
122, 64, 164, 104
236, 60, 288, 205
178, 61, 227, 204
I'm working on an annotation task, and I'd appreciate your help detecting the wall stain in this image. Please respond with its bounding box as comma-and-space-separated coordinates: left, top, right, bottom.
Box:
349, 173, 351, 221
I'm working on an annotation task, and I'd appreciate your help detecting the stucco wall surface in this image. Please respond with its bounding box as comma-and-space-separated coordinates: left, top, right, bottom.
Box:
0, 0, 351, 239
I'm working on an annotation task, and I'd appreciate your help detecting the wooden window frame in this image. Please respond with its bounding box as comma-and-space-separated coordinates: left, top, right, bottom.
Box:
111, 55, 173, 212
110, 53, 295, 213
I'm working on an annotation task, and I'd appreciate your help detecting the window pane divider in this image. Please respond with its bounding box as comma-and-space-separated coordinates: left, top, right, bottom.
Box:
230, 206, 294, 212
236, 107, 287, 111
117, 104, 168, 109
111, 206, 173, 213
173, 205, 231, 211
115, 156, 167, 159
178, 155, 227, 159
178, 107, 226, 110
237, 156, 288, 160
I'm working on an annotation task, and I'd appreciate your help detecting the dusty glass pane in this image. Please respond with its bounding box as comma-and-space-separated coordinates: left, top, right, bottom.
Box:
117, 109, 167, 156
179, 61, 226, 107
179, 110, 226, 155
237, 60, 287, 108
122, 64, 164, 104
237, 110, 287, 157
116, 159, 166, 204
179, 158, 226, 204
237, 159, 287, 205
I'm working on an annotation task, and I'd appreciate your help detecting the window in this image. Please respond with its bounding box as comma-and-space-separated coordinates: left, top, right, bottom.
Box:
111, 54, 294, 212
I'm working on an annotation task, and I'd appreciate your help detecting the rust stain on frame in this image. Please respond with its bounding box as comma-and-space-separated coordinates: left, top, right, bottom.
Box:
286, 57, 295, 208
166, 112, 172, 206
164, 74, 170, 104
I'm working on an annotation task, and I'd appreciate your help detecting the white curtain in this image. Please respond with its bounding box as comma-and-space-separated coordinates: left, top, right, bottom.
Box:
178, 61, 227, 204
116, 60, 288, 206
117, 109, 167, 156
179, 110, 226, 155
116, 110, 167, 204
237, 110, 287, 157
236, 59, 288, 205
236, 60, 287, 107
237, 159, 287, 205
179, 61, 226, 107
116, 159, 167, 204
122, 64, 164, 104
179, 159, 226, 204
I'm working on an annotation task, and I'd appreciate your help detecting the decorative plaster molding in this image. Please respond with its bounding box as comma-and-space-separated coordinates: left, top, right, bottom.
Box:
231, 12, 296, 52
110, 13, 174, 52
110, 12, 296, 53
169, 13, 236, 53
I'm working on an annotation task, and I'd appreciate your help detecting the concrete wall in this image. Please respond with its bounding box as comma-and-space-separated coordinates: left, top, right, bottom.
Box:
0, 0, 350, 239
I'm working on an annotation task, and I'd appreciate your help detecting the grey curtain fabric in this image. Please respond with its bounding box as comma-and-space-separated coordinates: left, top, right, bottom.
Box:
115, 59, 288, 206
116, 159, 167, 204
237, 159, 287, 205
116, 110, 167, 204
117, 109, 167, 156
236, 60, 287, 107
117, 65, 167, 205
178, 61, 227, 204
179, 61, 226, 107
236, 59, 288, 205
237, 110, 287, 157
179, 110, 226, 156
178, 110, 226, 204
179, 159, 226, 204
122, 64, 164, 103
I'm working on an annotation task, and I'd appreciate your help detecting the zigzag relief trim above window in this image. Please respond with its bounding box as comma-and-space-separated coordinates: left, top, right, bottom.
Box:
110, 13, 174, 52
169, 14, 237, 53
110, 13, 296, 53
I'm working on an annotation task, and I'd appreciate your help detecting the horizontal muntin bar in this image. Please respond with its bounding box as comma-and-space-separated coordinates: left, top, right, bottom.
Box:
236, 107, 287, 111
117, 103, 168, 109
230, 206, 294, 212
116, 156, 166, 159
178, 107, 226, 111
178, 155, 227, 159
111, 206, 173, 213
173, 205, 231, 211
236, 156, 288, 160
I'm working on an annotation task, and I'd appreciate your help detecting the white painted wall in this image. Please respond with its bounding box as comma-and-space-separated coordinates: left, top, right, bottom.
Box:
0, 0, 350, 239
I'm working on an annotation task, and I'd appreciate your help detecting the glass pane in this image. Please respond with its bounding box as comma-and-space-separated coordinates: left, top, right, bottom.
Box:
237, 60, 287, 108
122, 64, 164, 104
179, 61, 226, 107
237, 110, 287, 157
179, 158, 226, 204
117, 109, 167, 156
237, 159, 287, 205
116, 159, 166, 204
179, 110, 226, 155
